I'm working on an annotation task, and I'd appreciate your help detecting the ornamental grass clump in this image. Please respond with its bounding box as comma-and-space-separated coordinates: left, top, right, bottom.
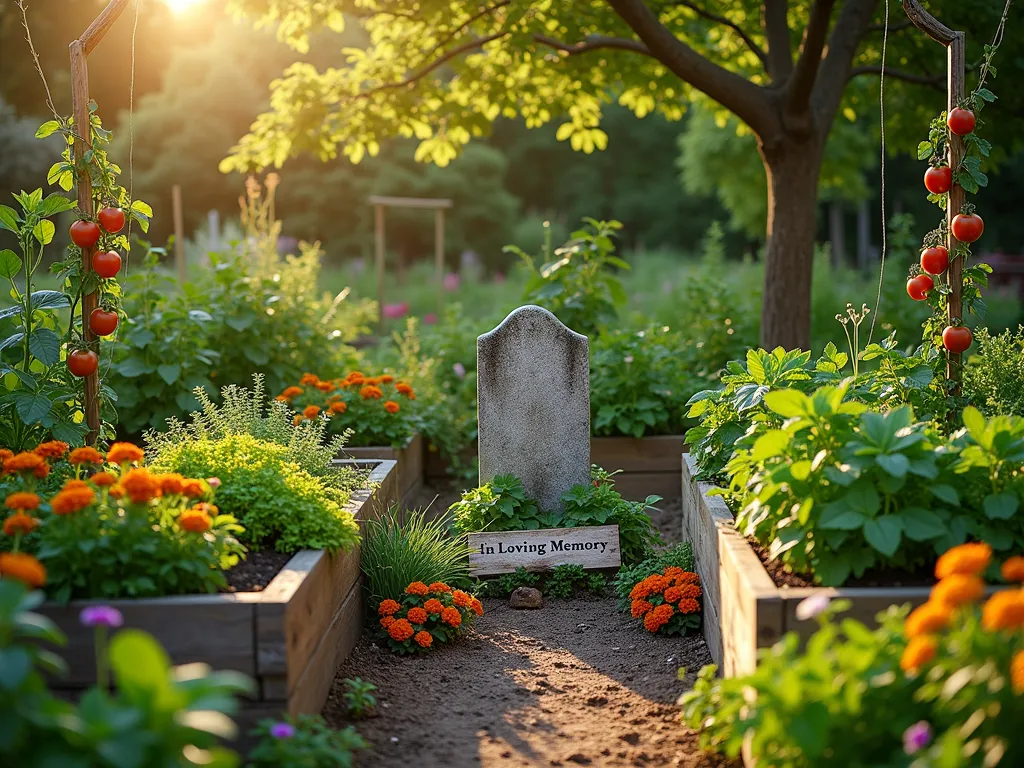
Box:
680, 542, 1024, 767
376, 580, 483, 655
278, 371, 419, 448
0, 442, 243, 602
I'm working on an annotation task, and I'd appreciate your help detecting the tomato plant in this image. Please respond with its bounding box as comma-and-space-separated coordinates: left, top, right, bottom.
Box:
92, 250, 122, 279
951, 211, 984, 243
942, 325, 973, 354
97, 206, 125, 234
906, 274, 933, 301
947, 107, 976, 136
67, 349, 99, 377
69, 219, 100, 249
923, 165, 952, 195
89, 308, 119, 337
920, 246, 949, 276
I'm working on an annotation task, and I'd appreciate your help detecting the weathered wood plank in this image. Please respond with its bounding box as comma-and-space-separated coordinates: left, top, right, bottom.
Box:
469, 525, 621, 576
591, 435, 686, 472
342, 434, 423, 506
607, 471, 682, 503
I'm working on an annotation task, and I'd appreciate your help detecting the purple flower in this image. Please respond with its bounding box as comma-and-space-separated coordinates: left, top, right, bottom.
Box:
270, 722, 296, 740
903, 721, 932, 755
443, 272, 460, 291
452, 362, 466, 379
206, 477, 222, 490
423, 313, 437, 325
794, 594, 830, 621
80, 605, 123, 628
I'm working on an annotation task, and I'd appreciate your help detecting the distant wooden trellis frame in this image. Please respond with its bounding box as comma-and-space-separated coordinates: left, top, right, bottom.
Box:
369, 196, 453, 332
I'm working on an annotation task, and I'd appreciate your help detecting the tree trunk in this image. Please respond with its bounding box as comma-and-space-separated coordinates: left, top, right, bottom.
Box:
759, 138, 824, 351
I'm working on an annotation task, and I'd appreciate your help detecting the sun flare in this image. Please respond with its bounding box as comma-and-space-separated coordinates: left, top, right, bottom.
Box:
163, 0, 206, 14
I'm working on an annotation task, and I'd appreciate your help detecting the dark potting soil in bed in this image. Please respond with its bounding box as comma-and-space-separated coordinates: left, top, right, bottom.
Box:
324, 596, 737, 768
222, 550, 292, 592
747, 538, 937, 590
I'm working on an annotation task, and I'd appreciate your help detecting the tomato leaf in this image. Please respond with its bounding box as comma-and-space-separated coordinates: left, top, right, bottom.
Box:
917, 141, 933, 161
0, 249, 22, 279
28, 329, 61, 366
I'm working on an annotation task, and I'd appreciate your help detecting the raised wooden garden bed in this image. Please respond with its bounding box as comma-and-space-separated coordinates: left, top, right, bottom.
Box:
681, 455, 932, 677
342, 432, 423, 506
39, 459, 398, 736
592, 435, 686, 500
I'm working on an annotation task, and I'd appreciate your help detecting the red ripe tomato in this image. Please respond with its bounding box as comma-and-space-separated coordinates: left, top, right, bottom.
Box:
89, 308, 119, 337
923, 166, 952, 195
97, 207, 125, 234
92, 250, 122, 278
942, 325, 973, 353
947, 107, 976, 136
69, 220, 100, 249
67, 349, 99, 377
920, 246, 949, 276
906, 274, 934, 301
951, 213, 984, 243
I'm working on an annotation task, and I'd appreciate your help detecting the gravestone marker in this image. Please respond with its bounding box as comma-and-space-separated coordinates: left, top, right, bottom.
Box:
477, 305, 591, 511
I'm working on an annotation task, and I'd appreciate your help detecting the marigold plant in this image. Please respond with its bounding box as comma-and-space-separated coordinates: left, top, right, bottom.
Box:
375, 580, 481, 655
625, 566, 702, 636
279, 372, 419, 447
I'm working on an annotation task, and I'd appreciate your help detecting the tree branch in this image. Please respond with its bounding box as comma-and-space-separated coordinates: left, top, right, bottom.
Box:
812, 0, 879, 138
534, 34, 651, 56
675, 1, 768, 67
786, 0, 834, 112
762, 0, 793, 81
607, 0, 776, 138
848, 64, 944, 89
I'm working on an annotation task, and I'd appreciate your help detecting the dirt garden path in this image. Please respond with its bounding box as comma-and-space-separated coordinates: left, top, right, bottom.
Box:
322, 488, 737, 768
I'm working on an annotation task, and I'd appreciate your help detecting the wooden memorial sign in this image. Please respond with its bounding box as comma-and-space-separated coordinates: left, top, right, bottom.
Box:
468, 525, 621, 576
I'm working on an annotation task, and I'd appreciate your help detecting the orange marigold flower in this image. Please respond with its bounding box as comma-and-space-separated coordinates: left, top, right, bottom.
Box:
158, 473, 186, 496
383, 400, 400, 414
300, 373, 319, 385
395, 382, 415, 399
181, 479, 207, 499
315, 381, 335, 392
0, 552, 46, 588
303, 405, 321, 419
345, 372, 366, 386
0, 449, 12, 463
676, 583, 702, 599
428, 582, 452, 593
414, 630, 433, 648
365, 377, 381, 386
664, 586, 683, 603
380, 616, 395, 629
179, 507, 213, 533
107, 443, 144, 465
329, 401, 347, 414
120, 468, 161, 504
646, 574, 669, 593
50, 486, 96, 515
664, 567, 684, 580
424, 598, 444, 615
90, 472, 116, 487
900, 635, 938, 672
5, 492, 41, 511
405, 581, 429, 596
452, 590, 472, 608
677, 597, 701, 615
407, 607, 428, 625
379, 375, 395, 384
293, 415, 303, 426
68, 447, 104, 465
360, 385, 383, 400
981, 590, 1024, 633
3, 512, 38, 537
108, 485, 124, 499
274, 395, 288, 402
470, 598, 484, 616
631, 599, 654, 618
282, 386, 303, 399
931, 574, 985, 608
1002, 556, 1024, 583
388, 618, 414, 642
643, 604, 674, 632
905, 601, 952, 638
4, 452, 46, 475
1012, 651, 1024, 694
441, 606, 462, 627
33, 440, 68, 459
629, 581, 653, 600
935, 542, 993, 579
62, 479, 90, 491
675, 572, 700, 585
378, 599, 401, 616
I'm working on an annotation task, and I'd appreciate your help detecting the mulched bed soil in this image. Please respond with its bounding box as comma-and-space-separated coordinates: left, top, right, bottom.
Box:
222, 550, 293, 593
325, 596, 737, 768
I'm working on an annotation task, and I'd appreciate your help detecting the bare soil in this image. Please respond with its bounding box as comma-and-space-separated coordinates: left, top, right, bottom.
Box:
222, 550, 292, 593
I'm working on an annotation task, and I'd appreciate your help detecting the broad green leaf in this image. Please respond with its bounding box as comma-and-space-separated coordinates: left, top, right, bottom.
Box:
0, 249, 21, 279
983, 492, 1018, 521
930, 484, 960, 505
157, 363, 180, 385
28, 329, 61, 365
35, 120, 60, 138
29, 290, 70, 311
115, 357, 154, 377
763, 389, 808, 418
0, 333, 25, 352
863, 517, 902, 556
32, 219, 55, 245
900, 508, 947, 542
818, 503, 866, 531
750, 429, 790, 461
875, 453, 909, 477
917, 141, 933, 160
109, 630, 171, 702
0, 206, 18, 234
961, 406, 986, 443
13, 392, 52, 423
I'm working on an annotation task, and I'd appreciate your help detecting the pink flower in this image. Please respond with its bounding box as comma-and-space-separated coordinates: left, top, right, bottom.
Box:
206, 477, 221, 489
795, 594, 830, 621
270, 721, 296, 739
453, 362, 466, 379
903, 722, 932, 754
443, 272, 460, 291
382, 302, 409, 319
424, 313, 437, 324
80, 605, 123, 628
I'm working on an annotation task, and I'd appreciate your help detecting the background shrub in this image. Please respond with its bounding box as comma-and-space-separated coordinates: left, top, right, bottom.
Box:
965, 325, 1024, 417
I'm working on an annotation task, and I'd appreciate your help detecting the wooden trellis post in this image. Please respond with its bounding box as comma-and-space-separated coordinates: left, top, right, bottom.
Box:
368, 196, 453, 334
70, 0, 133, 444
903, 0, 966, 391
